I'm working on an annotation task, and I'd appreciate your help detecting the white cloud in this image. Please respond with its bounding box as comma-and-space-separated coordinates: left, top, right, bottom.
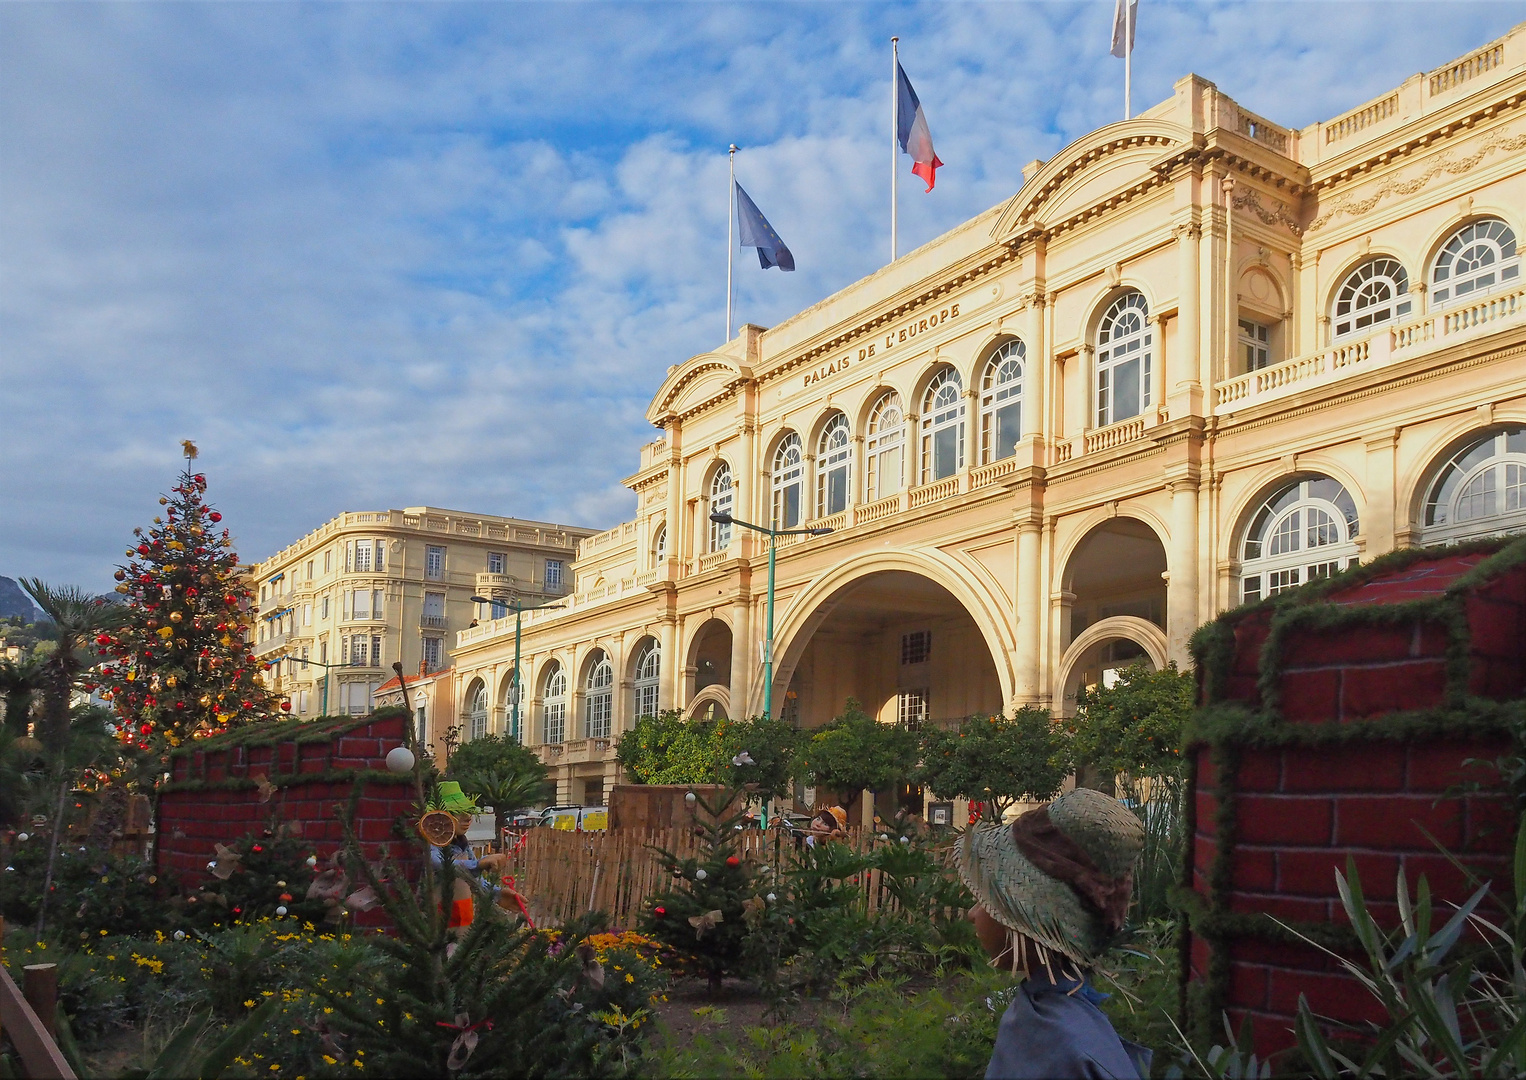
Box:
1, 2, 1519, 589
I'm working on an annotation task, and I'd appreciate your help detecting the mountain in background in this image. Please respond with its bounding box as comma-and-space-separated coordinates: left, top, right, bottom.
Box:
0, 577, 41, 622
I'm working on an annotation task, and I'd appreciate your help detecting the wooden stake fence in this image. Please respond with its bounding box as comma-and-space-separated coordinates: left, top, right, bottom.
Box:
498, 827, 960, 929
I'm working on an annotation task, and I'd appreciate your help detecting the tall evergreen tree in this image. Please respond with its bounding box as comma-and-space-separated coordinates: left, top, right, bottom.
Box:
97, 447, 275, 748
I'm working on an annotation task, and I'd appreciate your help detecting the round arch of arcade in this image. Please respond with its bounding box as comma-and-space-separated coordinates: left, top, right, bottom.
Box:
767, 546, 1018, 714
1054, 616, 1169, 716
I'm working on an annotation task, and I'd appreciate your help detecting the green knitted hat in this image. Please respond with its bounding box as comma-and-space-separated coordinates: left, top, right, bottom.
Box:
959, 787, 1144, 967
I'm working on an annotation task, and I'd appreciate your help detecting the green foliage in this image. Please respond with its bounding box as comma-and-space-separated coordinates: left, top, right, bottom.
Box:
176, 831, 327, 934
617, 711, 726, 784
449, 733, 553, 845
916, 708, 1074, 821
1069, 663, 1194, 790
0, 836, 164, 940
639, 785, 769, 990
617, 712, 802, 802
799, 700, 919, 795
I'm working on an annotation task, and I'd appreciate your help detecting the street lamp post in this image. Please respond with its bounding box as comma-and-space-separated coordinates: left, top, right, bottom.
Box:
708, 513, 832, 718
271, 653, 341, 716
471, 595, 567, 742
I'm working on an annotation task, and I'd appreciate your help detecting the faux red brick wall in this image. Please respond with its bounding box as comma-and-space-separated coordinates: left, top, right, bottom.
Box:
156, 714, 420, 907
1186, 545, 1524, 1058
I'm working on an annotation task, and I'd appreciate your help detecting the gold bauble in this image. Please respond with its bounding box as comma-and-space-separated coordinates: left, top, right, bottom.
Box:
165, 675, 177, 688
169, 611, 183, 622
199, 695, 212, 706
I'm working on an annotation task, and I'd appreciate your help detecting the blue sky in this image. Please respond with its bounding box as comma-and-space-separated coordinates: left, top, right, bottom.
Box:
2, 1, 1520, 592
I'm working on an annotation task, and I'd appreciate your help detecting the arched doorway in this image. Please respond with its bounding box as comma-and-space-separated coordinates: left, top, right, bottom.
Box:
773, 570, 1004, 731
1060, 518, 1169, 711
686, 619, 732, 712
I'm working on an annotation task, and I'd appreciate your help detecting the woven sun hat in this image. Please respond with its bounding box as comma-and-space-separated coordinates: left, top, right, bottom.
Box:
959, 787, 1144, 967
825, 806, 848, 830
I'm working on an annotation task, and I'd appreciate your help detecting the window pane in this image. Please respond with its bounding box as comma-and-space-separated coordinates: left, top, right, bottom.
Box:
825, 468, 847, 516
933, 426, 958, 480
994, 402, 1021, 460
1112, 358, 1141, 421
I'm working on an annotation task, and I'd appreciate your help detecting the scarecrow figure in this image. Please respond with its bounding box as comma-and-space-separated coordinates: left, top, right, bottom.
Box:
805, 805, 847, 847
960, 787, 1151, 1080
423, 781, 482, 936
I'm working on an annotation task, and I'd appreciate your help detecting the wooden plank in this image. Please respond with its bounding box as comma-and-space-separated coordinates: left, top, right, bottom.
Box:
0, 963, 75, 1080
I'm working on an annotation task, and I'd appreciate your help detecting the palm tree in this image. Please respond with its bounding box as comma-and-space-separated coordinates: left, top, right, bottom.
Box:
454, 765, 554, 851
21, 579, 128, 934
0, 652, 43, 735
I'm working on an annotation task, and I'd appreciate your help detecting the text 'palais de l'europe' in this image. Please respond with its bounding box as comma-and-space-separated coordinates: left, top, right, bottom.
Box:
799, 301, 963, 389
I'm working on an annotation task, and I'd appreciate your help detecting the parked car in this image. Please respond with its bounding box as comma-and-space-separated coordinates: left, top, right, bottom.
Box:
545, 805, 608, 832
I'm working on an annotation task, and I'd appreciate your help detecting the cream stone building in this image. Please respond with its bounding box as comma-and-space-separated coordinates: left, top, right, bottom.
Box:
252, 508, 594, 719
452, 25, 1526, 810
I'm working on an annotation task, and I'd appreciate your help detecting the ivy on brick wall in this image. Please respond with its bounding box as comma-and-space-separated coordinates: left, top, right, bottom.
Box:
1177, 535, 1526, 1045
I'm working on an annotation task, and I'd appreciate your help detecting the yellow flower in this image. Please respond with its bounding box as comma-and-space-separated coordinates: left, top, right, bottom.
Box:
322, 1056, 337, 1066
625, 973, 635, 984
244, 999, 256, 1008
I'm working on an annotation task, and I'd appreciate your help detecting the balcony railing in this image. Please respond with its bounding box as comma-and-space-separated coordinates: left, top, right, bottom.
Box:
252, 632, 290, 658
1084, 417, 1146, 455
420, 614, 448, 629
1216, 285, 1523, 416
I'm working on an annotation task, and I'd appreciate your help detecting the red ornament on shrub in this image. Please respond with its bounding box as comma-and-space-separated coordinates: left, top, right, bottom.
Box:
653, 906, 666, 918
280, 701, 291, 711
209, 512, 222, 523
726, 856, 741, 867
137, 544, 150, 555
252, 844, 263, 853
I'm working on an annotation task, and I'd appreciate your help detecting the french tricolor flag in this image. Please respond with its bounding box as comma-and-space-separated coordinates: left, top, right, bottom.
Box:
896, 61, 943, 192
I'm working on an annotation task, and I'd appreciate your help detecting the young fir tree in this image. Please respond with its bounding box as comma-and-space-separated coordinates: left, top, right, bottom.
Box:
639, 783, 769, 991
96, 446, 275, 748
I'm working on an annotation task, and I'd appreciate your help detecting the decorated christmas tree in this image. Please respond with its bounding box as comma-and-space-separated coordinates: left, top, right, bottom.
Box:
638, 780, 772, 991
96, 443, 275, 748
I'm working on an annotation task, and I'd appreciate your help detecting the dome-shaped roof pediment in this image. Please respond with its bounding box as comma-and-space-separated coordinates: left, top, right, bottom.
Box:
647, 352, 751, 424
992, 118, 1196, 241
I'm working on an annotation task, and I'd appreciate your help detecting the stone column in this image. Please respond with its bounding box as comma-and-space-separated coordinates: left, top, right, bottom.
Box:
1365, 429, 1400, 554
664, 421, 684, 564
1015, 513, 1044, 703
729, 596, 752, 719
1167, 471, 1201, 665
658, 617, 678, 713
1174, 220, 1203, 418
1024, 289, 1047, 443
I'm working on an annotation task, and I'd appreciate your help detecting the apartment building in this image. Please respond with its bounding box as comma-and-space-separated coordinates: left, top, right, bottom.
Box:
253, 507, 595, 716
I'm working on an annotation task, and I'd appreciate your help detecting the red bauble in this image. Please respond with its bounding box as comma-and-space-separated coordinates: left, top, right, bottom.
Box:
137, 545, 150, 555
114, 569, 126, 581
209, 512, 222, 523
96, 634, 111, 645
139, 723, 152, 735
280, 701, 291, 711
726, 856, 741, 867
252, 845, 263, 853
653, 906, 666, 918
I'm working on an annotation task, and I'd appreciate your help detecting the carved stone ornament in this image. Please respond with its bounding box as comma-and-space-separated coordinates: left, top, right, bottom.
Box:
1232, 188, 1304, 237
1309, 125, 1526, 232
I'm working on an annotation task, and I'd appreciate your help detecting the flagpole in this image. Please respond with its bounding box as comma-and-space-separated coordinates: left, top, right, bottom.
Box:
891, 36, 899, 264
727, 144, 737, 342
1124, 16, 1132, 120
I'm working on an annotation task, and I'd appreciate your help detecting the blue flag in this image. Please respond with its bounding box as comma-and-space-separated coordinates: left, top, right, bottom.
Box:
736, 182, 795, 271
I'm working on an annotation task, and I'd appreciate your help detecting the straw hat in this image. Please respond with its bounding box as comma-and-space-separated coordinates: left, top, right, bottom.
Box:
824, 806, 847, 830
959, 787, 1143, 967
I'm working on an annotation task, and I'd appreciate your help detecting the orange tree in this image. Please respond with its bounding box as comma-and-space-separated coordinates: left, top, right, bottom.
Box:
915, 708, 1073, 823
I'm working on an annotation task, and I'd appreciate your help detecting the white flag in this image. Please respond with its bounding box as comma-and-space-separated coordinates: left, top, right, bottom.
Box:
1111, 0, 1138, 58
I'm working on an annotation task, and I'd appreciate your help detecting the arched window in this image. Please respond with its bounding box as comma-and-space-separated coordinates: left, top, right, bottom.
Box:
866, 391, 904, 501
980, 340, 1025, 464
1096, 292, 1151, 426
652, 523, 668, 564
502, 674, 522, 744
543, 664, 567, 744
468, 682, 488, 741
708, 463, 733, 551
816, 414, 851, 517
1240, 477, 1361, 602
1431, 219, 1518, 307
920, 367, 965, 484
1421, 428, 1526, 543
1333, 258, 1411, 338
585, 652, 613, 739
771, 433, 804, 527
632, 639, 661, 719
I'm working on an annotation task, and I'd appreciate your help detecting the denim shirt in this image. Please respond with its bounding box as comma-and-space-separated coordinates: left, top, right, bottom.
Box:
984, 973, 1151, 1080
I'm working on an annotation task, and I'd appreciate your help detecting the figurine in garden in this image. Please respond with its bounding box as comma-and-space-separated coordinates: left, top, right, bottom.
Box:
960, 786, 1151, 1080
804, 805, 847, 847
